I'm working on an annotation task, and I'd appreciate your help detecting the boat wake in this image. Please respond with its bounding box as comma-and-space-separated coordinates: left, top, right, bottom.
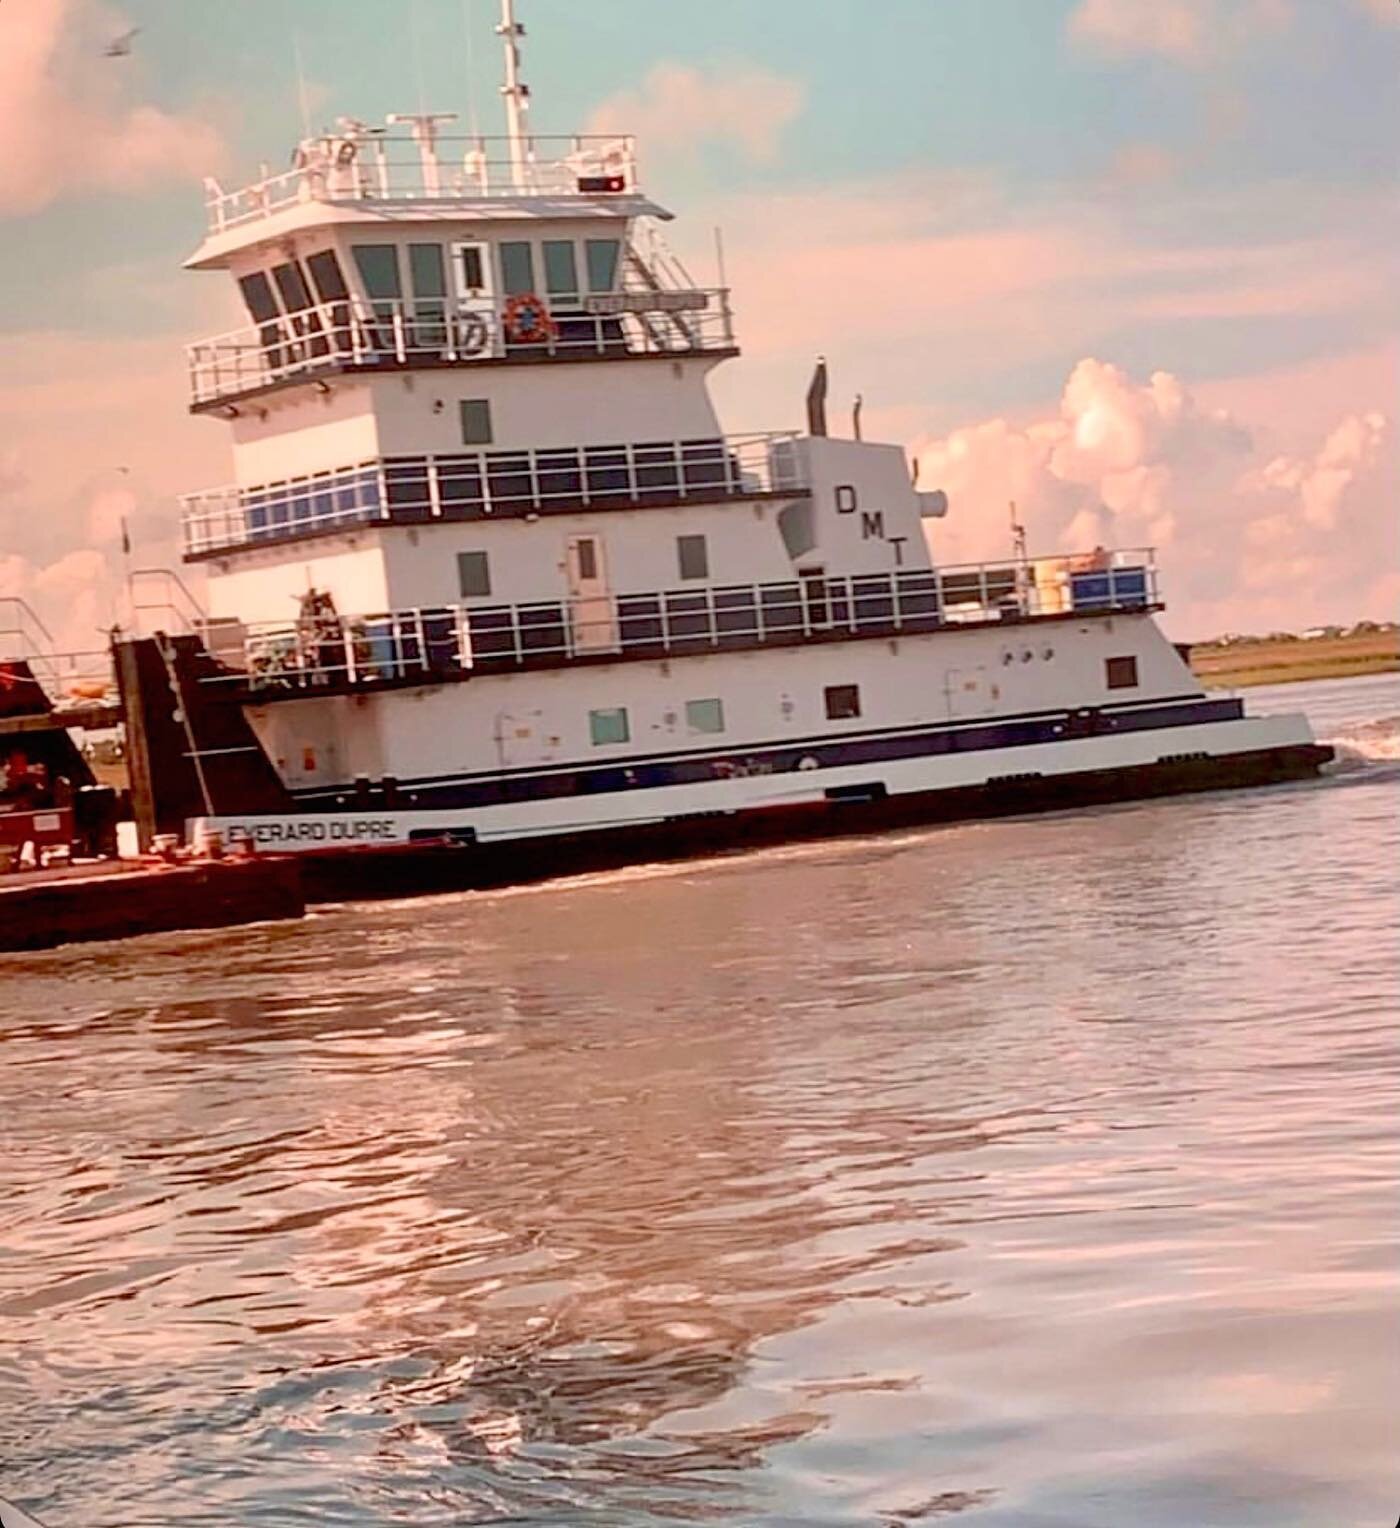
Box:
1322, 713, 1400, 772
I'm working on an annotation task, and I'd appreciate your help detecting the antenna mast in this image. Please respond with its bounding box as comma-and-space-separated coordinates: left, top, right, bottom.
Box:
497, 0, 530, 188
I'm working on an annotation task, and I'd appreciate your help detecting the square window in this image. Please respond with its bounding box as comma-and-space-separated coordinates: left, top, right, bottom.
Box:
589, 707, 630, 746
825, 684, 861, 720
460, 399, 493, 445
1106, 655, 1139, 690
677, 534, 709, 580
685, 698, 724, 735
457, 551, 491, 598
351, 244, 401, 300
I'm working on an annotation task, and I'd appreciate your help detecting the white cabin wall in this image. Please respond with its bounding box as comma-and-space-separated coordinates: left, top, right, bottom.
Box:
797, 439, 933, 576
244, 614, 1201, 792
203, 538, 389, 624
368, 358, 723, 455
225, 382, 381, 485
381, 498, 806, 609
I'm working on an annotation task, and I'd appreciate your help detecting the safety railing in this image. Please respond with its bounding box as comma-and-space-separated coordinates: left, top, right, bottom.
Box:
187, 288, 735, 407
203, 552, 1159, 696
204, 131, 638, 234
181, 433, 808, 557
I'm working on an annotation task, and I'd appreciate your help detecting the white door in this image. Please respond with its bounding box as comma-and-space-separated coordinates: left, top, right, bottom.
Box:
566, 535, 618, 654
450, 241, 497, 357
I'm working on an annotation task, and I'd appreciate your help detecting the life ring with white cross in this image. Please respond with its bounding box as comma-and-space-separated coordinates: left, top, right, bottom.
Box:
503, 292, 557, 344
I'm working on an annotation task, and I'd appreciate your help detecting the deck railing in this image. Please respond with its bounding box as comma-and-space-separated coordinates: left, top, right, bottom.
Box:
181, 433, 808, 557
204, 132, 639, 234
187, 288, 733, 407
202, 552, 1159, 696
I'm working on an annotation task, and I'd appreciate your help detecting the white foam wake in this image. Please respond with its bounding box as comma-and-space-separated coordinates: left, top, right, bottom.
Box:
1324, 714, 1400, 769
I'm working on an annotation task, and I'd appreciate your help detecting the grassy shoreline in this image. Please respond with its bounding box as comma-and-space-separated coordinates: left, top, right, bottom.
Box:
1190, 632, 1400, 689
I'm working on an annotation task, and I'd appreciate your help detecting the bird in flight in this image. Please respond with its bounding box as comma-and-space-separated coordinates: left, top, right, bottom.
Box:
103, 26, 141, 58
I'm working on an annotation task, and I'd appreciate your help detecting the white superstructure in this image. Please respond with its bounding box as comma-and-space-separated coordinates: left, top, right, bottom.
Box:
168, 3, 1325, 862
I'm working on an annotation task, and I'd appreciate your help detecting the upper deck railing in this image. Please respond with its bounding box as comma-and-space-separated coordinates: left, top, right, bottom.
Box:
181, 433, 807, 558
187, 288, 734, 408
204, 130, 639, 235
199, 550, 1161, 698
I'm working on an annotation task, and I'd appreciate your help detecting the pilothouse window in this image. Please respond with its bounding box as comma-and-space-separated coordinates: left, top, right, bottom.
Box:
499, 242, 535, 295
352, 245, 402, 300
305, 250, 349, 303
543, 240, 579, 303
271, 261, 314, 313
585, 239, 621, 293
238, 272, 279, 324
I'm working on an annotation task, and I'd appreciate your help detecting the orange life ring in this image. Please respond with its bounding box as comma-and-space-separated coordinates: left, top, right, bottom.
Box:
503, 292, 557, 344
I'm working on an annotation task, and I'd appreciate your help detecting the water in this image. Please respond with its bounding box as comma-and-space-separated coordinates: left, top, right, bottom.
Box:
2, 674, 1396, 1527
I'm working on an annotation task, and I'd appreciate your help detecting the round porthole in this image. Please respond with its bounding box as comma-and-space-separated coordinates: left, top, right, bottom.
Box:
1043, 646, 1055, 660
1020, 648, 1033, 663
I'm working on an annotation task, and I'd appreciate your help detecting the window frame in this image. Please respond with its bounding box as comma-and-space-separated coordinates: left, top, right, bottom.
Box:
676, 533, 710, 581
351, 244, 403, 301
459, 399, 493, 446
542, 239, 580, 303
585, 238, 621, 293
1105, 655, 1140, 690
824, 684, 862, 721
457, 550, 492, 599
685, 698, 725, 735
589, 706, 630, 746
499, 241, 536, 295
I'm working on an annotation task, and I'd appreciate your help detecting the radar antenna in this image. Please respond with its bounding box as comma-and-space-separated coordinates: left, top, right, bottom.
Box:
497, 0, 531, 188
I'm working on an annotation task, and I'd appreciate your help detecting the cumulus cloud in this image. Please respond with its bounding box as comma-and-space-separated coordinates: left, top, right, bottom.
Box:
1068, 0, 1294, 63
914, 360, 1391, 637
586, 63, 804, 166
0, 0, 225, 214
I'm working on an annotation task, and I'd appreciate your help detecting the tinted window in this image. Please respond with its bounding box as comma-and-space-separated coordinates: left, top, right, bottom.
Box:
825, 684, 861, 720
238, 272, 279, 324
409, 244, 446, 299
686, 698, 724, 734
305, 250, 349, 302
677, 534, 709, 580
499, 241, 535, 294
455, 244, 486, 292
585, 239, 621, 292
457, 551, 491, 598
589, 707, 629, 746
576, 538, 599, 581
352, 245, 402, 299
543, 240, 579, 297
1106, 655, 1139, 689
460, 399, 493, 446
271, 261, 313, 313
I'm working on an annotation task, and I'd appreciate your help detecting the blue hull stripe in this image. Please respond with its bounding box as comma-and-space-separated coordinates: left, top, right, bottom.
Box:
292, 695, 1245, 813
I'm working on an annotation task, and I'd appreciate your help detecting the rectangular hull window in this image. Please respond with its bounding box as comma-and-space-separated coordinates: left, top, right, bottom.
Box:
460, 399, 493, 445
677, 534, 709, 580
1106, 655, 1139, 689
589, 707, 630, 746
825, 684, 861, 720
457, 551, 491, 598
686, 698, 725, 734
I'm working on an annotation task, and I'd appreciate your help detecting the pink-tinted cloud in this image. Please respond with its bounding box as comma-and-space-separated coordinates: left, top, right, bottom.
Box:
1068, 0, 1294, 63
913, 359, 1393, 639
587, 63, 804, 166
0, 0, 226, 215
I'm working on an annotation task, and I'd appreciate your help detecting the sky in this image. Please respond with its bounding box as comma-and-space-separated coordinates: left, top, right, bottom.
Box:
0, 0, 1395, 652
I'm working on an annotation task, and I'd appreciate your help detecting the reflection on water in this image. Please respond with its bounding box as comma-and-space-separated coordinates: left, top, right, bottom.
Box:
1, 676, 1397, 1526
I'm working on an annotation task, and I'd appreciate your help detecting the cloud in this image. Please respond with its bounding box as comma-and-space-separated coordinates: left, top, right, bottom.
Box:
1068, 0, 1294, 63
0, 0, 226, 215
586, 63, 804, 166
913, 360, 1392, 637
